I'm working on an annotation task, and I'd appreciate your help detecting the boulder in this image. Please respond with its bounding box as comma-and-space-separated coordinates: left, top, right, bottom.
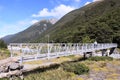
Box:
9, 62, 23, 70
0, 58, 24, 79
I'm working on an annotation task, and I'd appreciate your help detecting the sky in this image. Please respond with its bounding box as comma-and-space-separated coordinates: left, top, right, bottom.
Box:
0, 0, 100, 38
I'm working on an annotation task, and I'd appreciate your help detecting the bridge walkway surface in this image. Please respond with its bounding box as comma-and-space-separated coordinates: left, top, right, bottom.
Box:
8, 43, 118, 63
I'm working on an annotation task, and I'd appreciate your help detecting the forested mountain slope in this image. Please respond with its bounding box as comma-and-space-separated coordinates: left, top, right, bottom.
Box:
35, 0, 120, 47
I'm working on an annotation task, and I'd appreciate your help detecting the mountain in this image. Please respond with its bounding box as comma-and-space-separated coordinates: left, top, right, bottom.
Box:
2, 0, 120, 47
34, 0, 120, 47
2, 19, 57, 43
2, 34, 15, 43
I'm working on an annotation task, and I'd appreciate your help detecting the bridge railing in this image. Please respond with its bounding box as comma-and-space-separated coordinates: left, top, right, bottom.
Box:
8, 43, 117, 62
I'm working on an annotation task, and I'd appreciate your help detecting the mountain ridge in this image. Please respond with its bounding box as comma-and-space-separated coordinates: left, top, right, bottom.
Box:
2, 18, 57, 43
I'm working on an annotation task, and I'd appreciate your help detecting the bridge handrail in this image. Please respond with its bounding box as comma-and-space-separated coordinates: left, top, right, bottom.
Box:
8, 43, 117, 61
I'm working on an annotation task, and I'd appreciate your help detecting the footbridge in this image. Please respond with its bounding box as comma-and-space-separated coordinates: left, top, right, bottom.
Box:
8, 43, 117, 63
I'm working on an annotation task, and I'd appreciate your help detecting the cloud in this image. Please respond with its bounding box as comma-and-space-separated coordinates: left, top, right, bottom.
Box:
32, 4, 75, 19
30, 19, 39, 24
84, 0, 103, 6
85, 2, 91, 5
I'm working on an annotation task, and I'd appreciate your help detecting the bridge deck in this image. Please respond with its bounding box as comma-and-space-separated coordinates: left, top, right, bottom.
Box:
8, 43, 117, 62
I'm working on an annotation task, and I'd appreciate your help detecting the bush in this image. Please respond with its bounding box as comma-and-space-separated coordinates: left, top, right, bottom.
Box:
87, 56, 113, 61
61, 62, 89, 75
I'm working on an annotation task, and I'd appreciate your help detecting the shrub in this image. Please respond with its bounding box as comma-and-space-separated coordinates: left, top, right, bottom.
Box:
61, 62, 89, 75
87, 56, 113, 61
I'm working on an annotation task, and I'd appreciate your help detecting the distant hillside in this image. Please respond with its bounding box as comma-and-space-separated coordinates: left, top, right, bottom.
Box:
35, 0, 120, 47
2, 19, 56, 43
2, 35, 15, 43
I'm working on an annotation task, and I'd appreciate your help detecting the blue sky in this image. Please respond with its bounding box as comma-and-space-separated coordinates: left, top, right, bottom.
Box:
0, 0, 99, 38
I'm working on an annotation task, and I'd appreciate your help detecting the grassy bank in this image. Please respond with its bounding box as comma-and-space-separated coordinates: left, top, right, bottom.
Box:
0, 49, 10, 60
1, 56, 120, 80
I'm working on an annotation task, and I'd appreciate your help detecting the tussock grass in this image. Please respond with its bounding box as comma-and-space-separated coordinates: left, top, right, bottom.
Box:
23, 68, 77, 80
87, 56, 113, 61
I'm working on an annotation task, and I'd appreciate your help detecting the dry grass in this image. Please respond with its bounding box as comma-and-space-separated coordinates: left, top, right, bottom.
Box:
23, 55, 120, 80
23, 68, 77, 80
23, 60, 43, 64
80, 60, 120, 80
107, 73, 120, 79
23, 55, 82, 65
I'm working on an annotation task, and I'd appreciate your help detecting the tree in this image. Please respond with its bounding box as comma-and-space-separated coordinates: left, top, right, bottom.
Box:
86, 21, 113, 43
82, 36, 94, 43
113, 35, 120, 48
0, 39, 7, 49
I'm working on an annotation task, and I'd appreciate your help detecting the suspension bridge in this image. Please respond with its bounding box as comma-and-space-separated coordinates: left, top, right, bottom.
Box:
7, 43, 118, 63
